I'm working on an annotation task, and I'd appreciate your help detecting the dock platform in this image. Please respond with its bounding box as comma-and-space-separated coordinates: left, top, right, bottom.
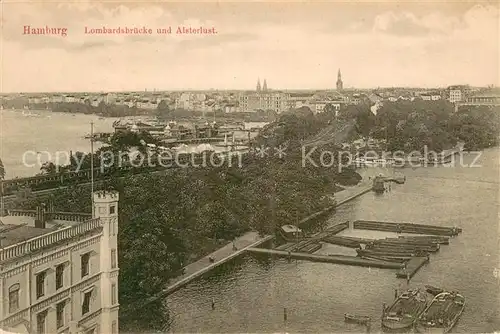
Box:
396, 256, 429, 278
245, 247, 402, 269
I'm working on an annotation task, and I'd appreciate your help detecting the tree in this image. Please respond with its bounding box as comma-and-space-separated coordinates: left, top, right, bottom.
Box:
40, 161, 57, 174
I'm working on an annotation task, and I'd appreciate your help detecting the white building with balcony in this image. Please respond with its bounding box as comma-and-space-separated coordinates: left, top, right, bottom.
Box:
0, 191, 120, 334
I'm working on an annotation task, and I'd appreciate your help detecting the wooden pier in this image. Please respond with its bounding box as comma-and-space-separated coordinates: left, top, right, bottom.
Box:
396, 257, 429, 279
245, 247, 402, 269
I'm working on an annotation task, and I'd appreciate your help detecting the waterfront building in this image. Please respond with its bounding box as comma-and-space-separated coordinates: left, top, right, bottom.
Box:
0, 191, 120, 334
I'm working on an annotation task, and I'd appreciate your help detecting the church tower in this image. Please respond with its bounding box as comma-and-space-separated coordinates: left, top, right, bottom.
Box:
336, 69, 343, 91
256, 78, 261, 92
263, 79, 268, 92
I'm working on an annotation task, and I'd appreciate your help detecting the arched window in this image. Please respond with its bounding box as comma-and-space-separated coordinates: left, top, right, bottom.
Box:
9, 283, 20, 313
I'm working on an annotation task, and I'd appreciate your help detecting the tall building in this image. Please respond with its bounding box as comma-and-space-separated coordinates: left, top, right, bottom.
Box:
256, 79, 261, 92
336, 69, 343, 91
0, 190, 120, 334
262, 79, 268, 92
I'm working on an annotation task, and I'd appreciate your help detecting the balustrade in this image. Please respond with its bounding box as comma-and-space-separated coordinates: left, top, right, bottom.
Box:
0, 218, 102, 263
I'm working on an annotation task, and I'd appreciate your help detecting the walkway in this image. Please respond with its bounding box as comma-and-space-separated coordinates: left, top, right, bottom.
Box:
160, 231, 272, 296
335, 179, 373, 206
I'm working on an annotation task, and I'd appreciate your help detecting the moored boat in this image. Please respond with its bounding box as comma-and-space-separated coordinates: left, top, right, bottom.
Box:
345, 313, 371, 325
424, 285, 444, 296
277, 225, 304, 242
382, 288, 427, 331
415, 291, 465, 334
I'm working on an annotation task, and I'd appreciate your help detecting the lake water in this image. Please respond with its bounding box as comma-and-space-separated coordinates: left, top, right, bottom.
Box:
164, 148, 500, 333
0, 109, 257, 178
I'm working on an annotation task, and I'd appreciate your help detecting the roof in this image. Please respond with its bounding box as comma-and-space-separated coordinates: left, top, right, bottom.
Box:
281, 225, 302, 233
470, 89, 500, 98
289, 93, 315, 98
0, 223, 52, 247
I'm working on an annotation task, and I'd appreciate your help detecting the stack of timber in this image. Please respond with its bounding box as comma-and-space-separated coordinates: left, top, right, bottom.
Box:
353, 220, 462, 236
297, 243, 322, 253
357, 248, 428, 259
287, 222, 349, 252
322, 236, 362, 248
368, 242, 440, 253
397, 235, 449, 245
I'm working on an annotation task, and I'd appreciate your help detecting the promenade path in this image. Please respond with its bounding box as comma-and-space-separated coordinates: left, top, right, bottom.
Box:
161, 231, 272, 296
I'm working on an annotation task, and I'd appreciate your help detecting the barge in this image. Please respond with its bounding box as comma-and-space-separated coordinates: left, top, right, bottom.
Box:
415, 291, 465, 334
382, 288, 427, 331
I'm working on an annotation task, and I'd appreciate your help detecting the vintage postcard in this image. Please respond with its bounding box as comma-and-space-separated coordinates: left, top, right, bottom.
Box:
0, 1, 499, 333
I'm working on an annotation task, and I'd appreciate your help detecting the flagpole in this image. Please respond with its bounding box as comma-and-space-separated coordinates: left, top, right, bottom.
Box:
90, 121, 95, 217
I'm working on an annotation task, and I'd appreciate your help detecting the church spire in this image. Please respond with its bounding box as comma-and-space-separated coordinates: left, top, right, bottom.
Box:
263, 79, 268, 92
336, 68, 343, 91
256, 78, 261, 92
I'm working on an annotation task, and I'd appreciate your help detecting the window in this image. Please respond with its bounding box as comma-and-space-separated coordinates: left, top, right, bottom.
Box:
36, 310, 47, 334
56, 301, 65, 328
111, 321, 117, 334
98, 207, 106, 214
111, 249, 117, 269
56, 264, 64, 290
109, 205, 115, 214
111, 283, 117, 305
81, 253, 90, 278
36, 271, 46, 299
82, 290, 92, 315
8, 284, 20, 313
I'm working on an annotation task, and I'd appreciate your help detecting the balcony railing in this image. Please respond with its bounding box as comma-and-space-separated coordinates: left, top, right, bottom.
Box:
7, 209, 37, 217
48, 212, 93, 222
0, 218, 102, 263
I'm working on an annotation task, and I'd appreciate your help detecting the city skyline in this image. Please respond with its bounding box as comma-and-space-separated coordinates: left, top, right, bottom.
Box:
1, 1, 498, 92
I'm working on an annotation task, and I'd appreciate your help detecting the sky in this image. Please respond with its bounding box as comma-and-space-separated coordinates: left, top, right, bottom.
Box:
0, 1, 499, 92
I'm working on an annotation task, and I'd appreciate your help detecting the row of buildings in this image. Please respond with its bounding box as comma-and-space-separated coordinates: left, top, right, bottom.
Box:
0, 191, 120, 334
2, 74, 498, 114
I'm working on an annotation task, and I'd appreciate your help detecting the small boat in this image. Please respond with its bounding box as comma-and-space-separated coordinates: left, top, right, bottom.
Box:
277, 225, 304, 242
415, 291, 465, 333
344, 313, 371, 325
382, 288, 427, 331
425, 285, 444, 296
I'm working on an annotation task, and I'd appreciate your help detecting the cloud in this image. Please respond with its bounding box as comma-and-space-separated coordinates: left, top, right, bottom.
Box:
372, 11, 462, 36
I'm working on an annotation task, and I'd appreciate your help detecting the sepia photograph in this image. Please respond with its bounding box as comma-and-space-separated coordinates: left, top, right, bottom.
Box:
0, 1, 499, 333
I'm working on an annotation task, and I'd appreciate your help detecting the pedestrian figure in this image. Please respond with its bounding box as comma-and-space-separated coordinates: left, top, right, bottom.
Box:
394, 288, 398, 299
232, 241, 237, 251
406, 273, 410, 285
211, 298, 215, 310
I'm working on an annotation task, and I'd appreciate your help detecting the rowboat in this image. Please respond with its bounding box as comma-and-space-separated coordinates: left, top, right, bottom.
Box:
382, 288, 427, 331
425, 285, 444, 296
415, 291, 465, 333
344, 313, 371, 325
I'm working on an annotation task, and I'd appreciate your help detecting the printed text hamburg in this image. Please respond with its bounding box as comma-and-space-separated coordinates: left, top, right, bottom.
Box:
84, 26, 217, 34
